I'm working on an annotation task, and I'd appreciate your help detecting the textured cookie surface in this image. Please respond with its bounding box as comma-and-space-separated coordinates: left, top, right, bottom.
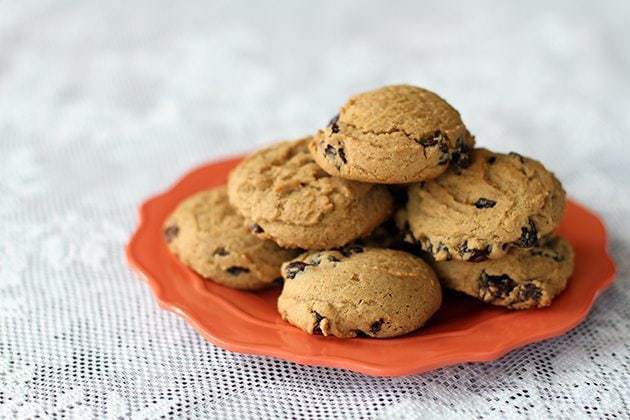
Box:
433, 236, 574, 309
163, 187, 299, 290
401, 148, 566, 261
227, 138, 393, 249
310, 84, 475, 184
277, 246, 442, 338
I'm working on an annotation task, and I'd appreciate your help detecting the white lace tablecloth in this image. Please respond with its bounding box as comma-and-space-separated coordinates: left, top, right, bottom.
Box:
1, 1, 629, 418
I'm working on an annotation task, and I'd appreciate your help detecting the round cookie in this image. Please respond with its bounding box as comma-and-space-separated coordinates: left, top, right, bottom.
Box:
163, 186, 299, 290
310, 84, 475, 184
401, 148, 566, 262
277, 246, 442, 338
227, 138, 393, 249
433, 236, 574, 309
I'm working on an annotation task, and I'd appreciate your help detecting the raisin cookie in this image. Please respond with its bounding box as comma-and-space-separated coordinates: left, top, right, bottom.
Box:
401, 148, 566, 261
433, 236, 574, 309
310, 84, 475, 184
163, 187, 299, 290
277, 246, 442, 338
227, 138, 393, 249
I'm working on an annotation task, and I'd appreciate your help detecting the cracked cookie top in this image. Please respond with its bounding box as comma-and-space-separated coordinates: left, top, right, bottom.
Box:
277, 247, 442, 338
432, 236, 574, 309
310, 84, 475, 184
400, 148, 566, 261
227, 138, 393, 249
163, 186, 299, 290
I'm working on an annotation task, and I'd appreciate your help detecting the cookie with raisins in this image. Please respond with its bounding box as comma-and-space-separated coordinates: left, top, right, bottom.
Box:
164, 187, 298, 290
278, 247, 442, 338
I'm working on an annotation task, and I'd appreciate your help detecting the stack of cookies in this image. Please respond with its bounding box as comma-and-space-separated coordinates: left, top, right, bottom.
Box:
164, 85, 574, 339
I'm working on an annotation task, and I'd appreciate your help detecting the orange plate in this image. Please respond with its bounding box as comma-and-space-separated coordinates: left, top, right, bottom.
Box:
126, 156, 616, 377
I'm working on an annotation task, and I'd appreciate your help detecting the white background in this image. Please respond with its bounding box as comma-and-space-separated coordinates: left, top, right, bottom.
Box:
1, 1, 629, 418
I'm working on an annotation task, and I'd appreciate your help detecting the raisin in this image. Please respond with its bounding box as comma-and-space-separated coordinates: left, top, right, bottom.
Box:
327, 255, 340, 263
213, 247, 229, 256
337, 244, 364, 257
458, 241, 490, 262
439, 139, 450, 154
324, 144, 337, 159
509, 152, 525, 163
417, 131, 443, 147
487, 156, 497, 164
468, 248, 490, 262
328, 114, 340, 133
474, 198, 497, 209
451, 138, 471, 169
354, 330, 369, 338
519, 219, 538, 248
479, 271, 516, 300
163, 225, 179, 243
250, 223, 264, 234
370, 319, 384, 334
419, 138, 437, 147
338, 147, 347, 164
518, 283, 542, 302
312, 311, 324, 335
284, 261, 309, 279
324, 144, 346, 168
226, 266, 250, 276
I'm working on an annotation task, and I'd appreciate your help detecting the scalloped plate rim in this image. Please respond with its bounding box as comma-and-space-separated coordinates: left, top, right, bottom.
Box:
125, 155, 617, 377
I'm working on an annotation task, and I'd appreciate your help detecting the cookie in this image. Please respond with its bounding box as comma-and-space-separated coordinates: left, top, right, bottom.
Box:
310, 84, 475, 184
163, 187, 299, 290
433, 236, 574, 309
401, 148, 566, 261
227, 138, 393, 249
277, 246, 442, 338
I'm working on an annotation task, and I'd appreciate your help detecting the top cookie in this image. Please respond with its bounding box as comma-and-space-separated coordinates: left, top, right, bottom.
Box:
310, 84, 475, 184
163, 186, 299, 290
401, 148, 566, 261
227, 138, 393, 250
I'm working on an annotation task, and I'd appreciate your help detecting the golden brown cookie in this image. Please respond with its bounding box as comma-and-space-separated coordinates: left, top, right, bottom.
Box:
227, 138, 393, 249
400, 148, 566, 261
310, 84, 475, 184
163, 187, 299, 290
433, 236, 574, 309
277, 246, 442, 338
